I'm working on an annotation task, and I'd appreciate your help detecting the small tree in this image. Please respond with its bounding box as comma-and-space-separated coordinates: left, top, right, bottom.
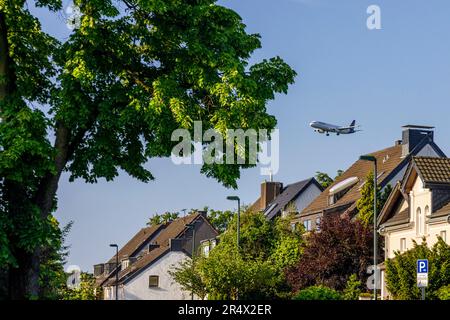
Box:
206, 209, 235, 233
315, 170, 344, 189
356, 171, 393, 227
342, 274, 362, 300
169, 258, 208, 300
385, 238, 450, 300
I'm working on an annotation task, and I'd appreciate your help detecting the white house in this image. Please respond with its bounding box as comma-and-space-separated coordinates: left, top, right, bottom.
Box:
95, 212, 218, 300
378, 156, 450, 299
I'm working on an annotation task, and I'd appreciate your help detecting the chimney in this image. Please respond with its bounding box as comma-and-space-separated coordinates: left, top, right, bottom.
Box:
260, 181, 283, 209
401, 125, 434, 157
197, 210, 207, 218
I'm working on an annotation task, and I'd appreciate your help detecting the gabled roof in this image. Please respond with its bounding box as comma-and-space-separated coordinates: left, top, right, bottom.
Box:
412, 157, 450, 186
378, 182, 410, 227
300, 145, 405, 217
264, 178, 322, 220
379, 156, 450, 228
106, 224, 163, 264
100, 213, 218, 286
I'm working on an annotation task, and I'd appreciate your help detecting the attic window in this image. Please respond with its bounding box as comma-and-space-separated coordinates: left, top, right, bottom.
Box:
149, 275, 159, 288
121, 259, 130, 270
328, 177, 358, 205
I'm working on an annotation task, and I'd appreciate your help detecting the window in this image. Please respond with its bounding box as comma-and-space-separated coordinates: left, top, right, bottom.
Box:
400, 238, 406, 252
202, 244, 210, 257
315, 217, 321, 231
424, 206, 430, 235
441, 231, 447, 242
149, 275, 159, 288
303, 220, 312, 232
416, 207, 423, 236
121, 259, 129, 270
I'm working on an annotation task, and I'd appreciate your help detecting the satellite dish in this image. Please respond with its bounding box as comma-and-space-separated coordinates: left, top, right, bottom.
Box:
447, 215, 450, 224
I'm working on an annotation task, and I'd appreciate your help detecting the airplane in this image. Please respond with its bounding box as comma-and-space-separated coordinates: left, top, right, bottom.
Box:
310, 120, 361, 136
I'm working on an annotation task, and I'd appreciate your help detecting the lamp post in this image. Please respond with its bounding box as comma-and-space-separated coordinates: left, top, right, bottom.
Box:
226, 196, 241, 300
186, 222, 197, 300
226, 196, 241, 249
109, 244, 119, 300
360, 155, 378, 301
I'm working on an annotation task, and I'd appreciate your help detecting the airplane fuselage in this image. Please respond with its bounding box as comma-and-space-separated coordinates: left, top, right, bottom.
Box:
310, 121, 356, 135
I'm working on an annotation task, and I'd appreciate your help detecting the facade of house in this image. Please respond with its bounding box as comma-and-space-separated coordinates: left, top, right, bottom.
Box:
378, 156, 450, 299
249, 178, 323, 221
294, 125, 446, 231
94, 212, 218, 300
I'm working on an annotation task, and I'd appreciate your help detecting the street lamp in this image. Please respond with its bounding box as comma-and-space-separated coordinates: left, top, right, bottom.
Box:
227, 195, 241, 301
109, 244, 119, 300
186, 222, 197, 300
359, 154, 378, 301
226, 196, 241, 250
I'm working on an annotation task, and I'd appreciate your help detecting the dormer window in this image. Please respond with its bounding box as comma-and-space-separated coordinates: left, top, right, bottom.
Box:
121, 259, 130, 270
328, 177, 359, 205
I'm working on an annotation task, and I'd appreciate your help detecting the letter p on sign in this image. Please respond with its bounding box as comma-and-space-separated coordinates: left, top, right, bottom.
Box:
417, 259, 428, 274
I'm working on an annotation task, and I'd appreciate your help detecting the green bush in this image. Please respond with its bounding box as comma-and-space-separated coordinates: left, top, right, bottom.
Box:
292, 286, 342, 300
342, 274, 362, 300
437, 285, 450, 300
385, 237, 450, 300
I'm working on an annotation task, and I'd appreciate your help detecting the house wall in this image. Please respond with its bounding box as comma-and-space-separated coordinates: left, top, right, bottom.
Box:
382, 175, 450, 299
121, 251, 194, 300
384, 176, 445, 259
292, 184, 323, 215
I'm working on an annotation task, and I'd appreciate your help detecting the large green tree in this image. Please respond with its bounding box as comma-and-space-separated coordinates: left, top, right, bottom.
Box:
0, 0, 296, 299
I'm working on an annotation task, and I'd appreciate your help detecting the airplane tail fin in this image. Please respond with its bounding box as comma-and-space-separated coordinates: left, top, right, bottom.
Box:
350, 120, 356, 127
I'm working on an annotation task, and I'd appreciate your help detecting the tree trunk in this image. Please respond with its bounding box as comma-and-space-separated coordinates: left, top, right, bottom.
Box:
2, 11, 72, 299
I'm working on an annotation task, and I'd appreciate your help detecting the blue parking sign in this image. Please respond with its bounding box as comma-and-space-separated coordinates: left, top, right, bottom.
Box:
417, 259, 428, 274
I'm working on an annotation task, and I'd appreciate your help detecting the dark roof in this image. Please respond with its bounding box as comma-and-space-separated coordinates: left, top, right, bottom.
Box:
107, 224, 162, 264
413, 157, 450, 186
382, 207, 409, 227
264, 178, 321, 220
100, 213, 218, 286
434, 200, 450, 217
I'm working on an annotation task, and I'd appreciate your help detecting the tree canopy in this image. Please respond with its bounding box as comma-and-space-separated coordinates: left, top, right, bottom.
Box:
286, 215, 374, 292
0, 0, 296, 298
170, 211, 303, 299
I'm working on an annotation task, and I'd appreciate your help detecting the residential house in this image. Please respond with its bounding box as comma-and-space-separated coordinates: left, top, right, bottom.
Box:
249, 178, 323, 221
94, 212, 218, 300
378, 156, 450, 299
294, 125, 446, 231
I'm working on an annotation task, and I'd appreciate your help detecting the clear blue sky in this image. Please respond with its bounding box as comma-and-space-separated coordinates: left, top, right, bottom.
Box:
30, 0, 450, 271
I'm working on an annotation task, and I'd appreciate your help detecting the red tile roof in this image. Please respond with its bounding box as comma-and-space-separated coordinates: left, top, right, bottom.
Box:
300, 145, 404, 216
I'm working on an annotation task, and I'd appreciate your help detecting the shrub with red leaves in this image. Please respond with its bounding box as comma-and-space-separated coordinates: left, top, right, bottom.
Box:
286, 215, 378, 292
